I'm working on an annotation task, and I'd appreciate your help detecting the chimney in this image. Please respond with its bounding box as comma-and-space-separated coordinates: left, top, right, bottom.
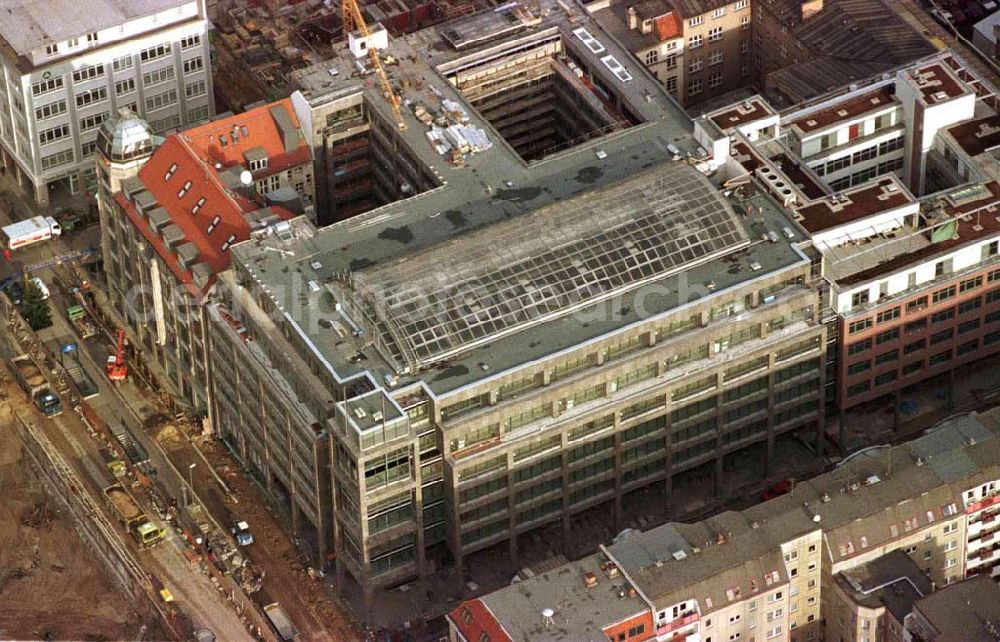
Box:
801, 0, 823, 21
627, 6, 638, 30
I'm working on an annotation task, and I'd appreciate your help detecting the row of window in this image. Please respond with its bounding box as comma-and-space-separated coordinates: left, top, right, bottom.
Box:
43, 32, 98, 57
847, 332, 1000, 397
812, 137, 904, 176
849, 274, 999, 329
457, 363, 821, 487
828, 157, 904, 191
688, 72, 727, 96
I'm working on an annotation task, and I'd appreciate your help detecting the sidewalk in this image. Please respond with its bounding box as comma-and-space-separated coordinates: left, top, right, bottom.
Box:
832, 353, 1000, 451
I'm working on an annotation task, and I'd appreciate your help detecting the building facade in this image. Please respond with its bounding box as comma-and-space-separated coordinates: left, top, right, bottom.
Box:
692, 52, 1000, 430
191, 7, 831, 601
96, 100, 311, 412
0, 0, 213, 205
207, 287, 334, 558
448, 408, 1000, 642
590, 0, 751, 107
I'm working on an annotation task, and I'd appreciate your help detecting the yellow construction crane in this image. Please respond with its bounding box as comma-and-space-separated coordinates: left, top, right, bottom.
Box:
342, 0, 407, 131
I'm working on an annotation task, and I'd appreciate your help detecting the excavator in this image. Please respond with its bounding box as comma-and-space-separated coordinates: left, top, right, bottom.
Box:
106, 328, 127, 382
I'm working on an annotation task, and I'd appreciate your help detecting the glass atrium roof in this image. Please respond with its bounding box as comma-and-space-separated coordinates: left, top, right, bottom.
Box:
350, 162, 750, 370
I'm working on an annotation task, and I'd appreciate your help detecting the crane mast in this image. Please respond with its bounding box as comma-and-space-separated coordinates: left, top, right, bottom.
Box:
342, 0, 407, 131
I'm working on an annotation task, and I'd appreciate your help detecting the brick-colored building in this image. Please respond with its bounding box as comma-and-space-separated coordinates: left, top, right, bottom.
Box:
590, 0, 934, 110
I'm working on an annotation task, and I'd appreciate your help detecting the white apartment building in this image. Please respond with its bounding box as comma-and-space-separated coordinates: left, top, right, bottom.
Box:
962, 477, 1000, 580
0, 0, 213, 205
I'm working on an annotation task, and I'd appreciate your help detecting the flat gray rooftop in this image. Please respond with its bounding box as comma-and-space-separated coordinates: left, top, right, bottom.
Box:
0, 0, 186, 56
240, 4, 807, 398
235, 174, 806, 398
481, 553, 648, 642
835, 549, 931, 622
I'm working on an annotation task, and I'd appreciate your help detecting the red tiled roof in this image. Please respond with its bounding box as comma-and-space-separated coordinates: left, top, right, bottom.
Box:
113, 191, 198, 293
448, 599, 513, 642
118, 100, 306, 293
181, 98, 312, 180
654, 12, 681, 42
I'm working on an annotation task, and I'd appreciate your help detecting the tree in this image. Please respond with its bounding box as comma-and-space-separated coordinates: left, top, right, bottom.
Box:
21, 279, 51, 331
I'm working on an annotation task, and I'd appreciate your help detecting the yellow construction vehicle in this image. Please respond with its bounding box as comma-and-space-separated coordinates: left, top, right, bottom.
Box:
342, 0, 406, 131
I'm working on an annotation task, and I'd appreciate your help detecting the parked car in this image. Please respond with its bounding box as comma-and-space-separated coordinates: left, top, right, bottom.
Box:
231, 520, 253, 546
930, 7, 955, 26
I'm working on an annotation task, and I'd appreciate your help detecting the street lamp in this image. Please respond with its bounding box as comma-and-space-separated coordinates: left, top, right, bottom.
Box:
187, 462, 197, 506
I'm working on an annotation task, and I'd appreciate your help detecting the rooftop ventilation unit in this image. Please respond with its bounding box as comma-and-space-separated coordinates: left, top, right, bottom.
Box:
755, 166, 796, 206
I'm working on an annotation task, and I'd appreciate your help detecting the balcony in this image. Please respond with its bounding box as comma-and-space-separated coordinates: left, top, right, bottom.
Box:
656, 612, 699, 639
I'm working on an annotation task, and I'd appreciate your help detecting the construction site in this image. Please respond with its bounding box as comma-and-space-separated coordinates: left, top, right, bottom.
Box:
211, 0, 538, 110
0, 401, 163, 641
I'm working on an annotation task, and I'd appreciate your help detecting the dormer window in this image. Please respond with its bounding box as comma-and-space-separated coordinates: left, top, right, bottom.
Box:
245, 146, 270, 172
207, 215, 221, 234
221, 234, 237, 251
219, 135, 227, 148
191, 197, 206, 214
164, 163, 178, 181
177, 180, 192, 198
45, 44, 59, 57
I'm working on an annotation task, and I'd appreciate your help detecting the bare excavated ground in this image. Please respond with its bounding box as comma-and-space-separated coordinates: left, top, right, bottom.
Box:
0, 405, 164, 641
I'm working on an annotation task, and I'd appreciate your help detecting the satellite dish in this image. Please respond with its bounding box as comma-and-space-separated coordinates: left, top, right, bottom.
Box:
240, 170, 253, 186
541, 608, 554, 618
813, 514, 822, 523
